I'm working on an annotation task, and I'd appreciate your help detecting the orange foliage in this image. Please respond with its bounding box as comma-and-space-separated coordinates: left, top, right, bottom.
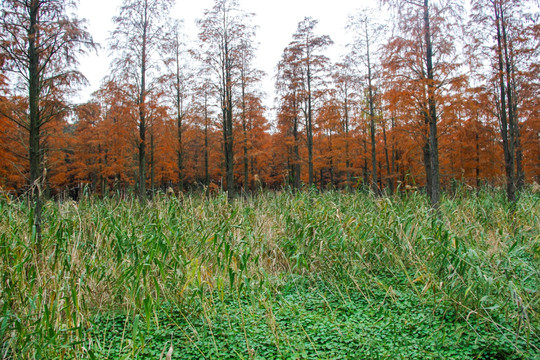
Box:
1, 5, 539, 196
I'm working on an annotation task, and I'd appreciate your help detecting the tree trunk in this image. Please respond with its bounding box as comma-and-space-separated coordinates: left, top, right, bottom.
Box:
383, 120, 393, 194
476, 128, 481, 188
150, 131, 155, 196
494, 1, 515, 202
293, 111, 301, 190
501, 13, 523, 194
177, 113, 184, 191
424, 0, 440, 208
28, 0, 42, 248
515, 125, 524, 190
175, 38, 184, 192
250, 155, 256, 190
329, 133, 334, 187
362, 134, 369, 188
224, 40, 235, 198
204, 94, 210, 186
138, 9, 148, 200
241, 76, 249, 192
366, 28, 378, 195
391, 117, 397, 189
249, 112, 255, 189
423, 137, 432, 196
307, 61, 314, 187
344, 96, 351, 190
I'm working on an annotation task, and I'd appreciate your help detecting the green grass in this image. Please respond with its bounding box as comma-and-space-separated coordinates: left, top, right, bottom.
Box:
0, 189, 539, 359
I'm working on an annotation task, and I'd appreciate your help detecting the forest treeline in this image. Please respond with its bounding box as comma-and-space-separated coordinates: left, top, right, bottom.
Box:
0, 0, 538, 202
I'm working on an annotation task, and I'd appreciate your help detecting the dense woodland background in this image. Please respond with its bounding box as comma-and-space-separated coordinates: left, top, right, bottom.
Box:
0, 0, 538, 201
1, 1, 539, 358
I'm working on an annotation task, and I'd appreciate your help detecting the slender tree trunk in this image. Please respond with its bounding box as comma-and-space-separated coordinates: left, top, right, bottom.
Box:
344, 96, 351, 190
501, 15, 524, 193
175, 37, 184, 192
204, 94, 210, 186
424, 0, 440, 207
28, 0, 42, 248
362, 133, 369, 188
138, 119, 146, 198
383, 120, 393, 194
241, 76, 249, 192
293, 109, 301, 190
494, 1, 515, 202
28, 0, 40, 188
287, 157, 292, 187
423, 138, 432, 195
515, 124, 524, 190
138, 9, 149, 200
250, 155, 255, 190
512, 77, 524, 190
307, 61, 314, 187
98, 144, 103, 195
329, 133, 334, 187
476, 127, 481, 188
101, 175, 107, 197
366, 26, 378, 195
221, 98, 227, 188
512, 85, 524, 189
177, 112, 183, 191
103, 149, 109, 196
391, 117, 397, 189
330, 160, 335, 188
225, 93, 234, 196
249, 113, 255, 189
368, 96, 377, 194
223, 39, 235, 198
378, 161, 383, 189
150, 131, 155, 196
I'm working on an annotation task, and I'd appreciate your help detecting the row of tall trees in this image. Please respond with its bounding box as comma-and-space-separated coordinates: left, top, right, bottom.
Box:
1, 0, 539, 205
275, 0, 539, 204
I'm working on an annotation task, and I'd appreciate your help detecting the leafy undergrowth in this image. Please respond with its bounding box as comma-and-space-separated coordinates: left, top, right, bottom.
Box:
1, 189, 539, 358
90, 278, 537, 359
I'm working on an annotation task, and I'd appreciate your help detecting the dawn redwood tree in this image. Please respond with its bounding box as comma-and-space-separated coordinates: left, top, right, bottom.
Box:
333, 60, 360, 190
518, 22, 540, 183
276, 44, 305, 189
348, 8, 387, 194
0, 107, 26, 191
469, 0, 537, 201
381, 0, 462, 207
0, 0, 95, 245
110, 0, 173, 199
193, 76, 216, 187
244, 94, 271, 189
145, 96, 169, 194
72, 101, 105, 192
316, 94, 343, 188
444, 84, 503, 187
198, 0, 255, 197
94, 80, 138, 192
238, 39, 264, 192
163, 20, 192, 192
288, 17, 333, 187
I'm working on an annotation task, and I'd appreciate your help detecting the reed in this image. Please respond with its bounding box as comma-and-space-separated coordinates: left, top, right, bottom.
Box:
0, 189, 538, 358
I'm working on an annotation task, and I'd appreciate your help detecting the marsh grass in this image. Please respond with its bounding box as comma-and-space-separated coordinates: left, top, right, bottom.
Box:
0, 189, 538, 358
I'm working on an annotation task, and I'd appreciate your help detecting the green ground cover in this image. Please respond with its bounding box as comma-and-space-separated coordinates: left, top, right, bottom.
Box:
0, 189, 538, 358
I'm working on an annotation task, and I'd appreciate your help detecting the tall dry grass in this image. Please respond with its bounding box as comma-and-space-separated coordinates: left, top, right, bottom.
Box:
0, 188, 538, 358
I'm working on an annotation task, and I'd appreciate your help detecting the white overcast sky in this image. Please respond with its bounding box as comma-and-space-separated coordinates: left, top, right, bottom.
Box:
76, 0, 379, 111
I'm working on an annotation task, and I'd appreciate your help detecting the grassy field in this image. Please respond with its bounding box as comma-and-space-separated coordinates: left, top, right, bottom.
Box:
0, 189, 539, 359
